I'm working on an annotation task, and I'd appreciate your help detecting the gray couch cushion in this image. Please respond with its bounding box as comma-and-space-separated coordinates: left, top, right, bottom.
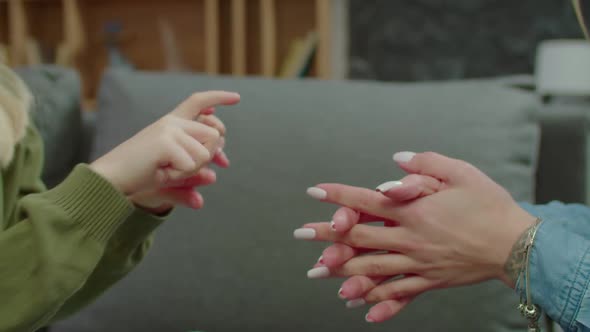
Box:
56, 70, 539, 332
16, 66, 82, 188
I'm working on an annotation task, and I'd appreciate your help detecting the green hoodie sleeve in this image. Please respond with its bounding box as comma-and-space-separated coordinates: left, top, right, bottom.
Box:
0, 126, 165, 332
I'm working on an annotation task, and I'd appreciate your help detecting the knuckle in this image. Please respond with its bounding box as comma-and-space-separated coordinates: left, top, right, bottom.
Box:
188, 92, 203, 105
365, 260, 387, 276
367, 286, 405, 303
157, 120, 177, 136
381, 285, 405, 301
210, 128, 221, 140
354, 194, 373, 212
159, 132, 176, 147
200, 148, 212, 161
366, 289, 388, 302
346, 227, 368, 248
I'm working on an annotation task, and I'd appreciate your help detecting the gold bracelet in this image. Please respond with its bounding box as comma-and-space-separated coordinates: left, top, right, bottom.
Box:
518, 217, 543, 332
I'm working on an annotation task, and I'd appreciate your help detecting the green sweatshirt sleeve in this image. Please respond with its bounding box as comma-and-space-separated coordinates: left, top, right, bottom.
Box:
0, 124, 166, 331
0, 164, 142, 332
52, 207, 164, 321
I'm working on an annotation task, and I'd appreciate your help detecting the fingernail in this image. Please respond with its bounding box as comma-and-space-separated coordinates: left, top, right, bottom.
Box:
365, 314, 376, 323
393, 151, 416, 163
318, 255, 324, 264
338, 288, 347, 299
293, 228, 316, 240
346, 299, 366, 309
307, 187, 327, 200
376, 180, 403, 192
330, 221, 337, 231
307, 267, 330, 279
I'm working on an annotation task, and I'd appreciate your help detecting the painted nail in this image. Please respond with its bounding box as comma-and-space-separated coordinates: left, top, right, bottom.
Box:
365, 314, 376, 323
293, 228, 316, 240
346, 299, 366, 309
393, 151, 416, 163
318, 255, 324, 264
338, 288, 347, 299
307, 187, 327, 200
376, 180, 403, 193
307, 267, 330, 279
330, 220, 337, 231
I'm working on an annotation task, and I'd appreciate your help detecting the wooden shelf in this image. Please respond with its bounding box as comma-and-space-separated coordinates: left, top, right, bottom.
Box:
0, 0, 337, 100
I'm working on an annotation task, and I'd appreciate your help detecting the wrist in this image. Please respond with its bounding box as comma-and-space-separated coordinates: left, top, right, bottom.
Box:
89, 158, 126, 194
134, 203, 173, 216
129, 192, 173, 216
497, 208, 539, 289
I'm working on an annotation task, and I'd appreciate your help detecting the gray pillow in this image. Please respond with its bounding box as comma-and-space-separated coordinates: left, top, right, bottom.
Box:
56, 70, 540, 332
16, 66, 82, 188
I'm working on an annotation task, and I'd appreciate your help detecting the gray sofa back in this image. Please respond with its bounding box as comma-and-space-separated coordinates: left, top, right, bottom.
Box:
52, 70, 585, 332
16, 66, 85, 188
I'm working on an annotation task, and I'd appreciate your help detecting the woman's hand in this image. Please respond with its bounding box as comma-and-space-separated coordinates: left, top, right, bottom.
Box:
90, 91, 240, 196
295, 152, 538, 322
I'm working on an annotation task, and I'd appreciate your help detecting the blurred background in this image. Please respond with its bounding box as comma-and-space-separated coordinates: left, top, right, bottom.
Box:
2, 0, 590, 108
350, 0, 590, 81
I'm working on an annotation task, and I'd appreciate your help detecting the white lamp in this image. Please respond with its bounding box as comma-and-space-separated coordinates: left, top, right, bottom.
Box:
536, 39, 590, 97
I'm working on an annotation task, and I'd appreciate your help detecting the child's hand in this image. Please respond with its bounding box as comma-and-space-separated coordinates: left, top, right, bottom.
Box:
130, 110, 230, 213
90, 91, 240, 195
129, 167, 218, 214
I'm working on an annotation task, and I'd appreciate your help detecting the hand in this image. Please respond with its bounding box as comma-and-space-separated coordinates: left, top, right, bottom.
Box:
130, 108, 230, 213
130, 167, 217, 214
296, 152, 538, 322
90, 91, 240, 195
300, 174, 443, 321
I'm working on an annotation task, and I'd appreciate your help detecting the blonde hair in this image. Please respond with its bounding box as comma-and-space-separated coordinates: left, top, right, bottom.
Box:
574, 0, 590, 39
0, 64, 31, 168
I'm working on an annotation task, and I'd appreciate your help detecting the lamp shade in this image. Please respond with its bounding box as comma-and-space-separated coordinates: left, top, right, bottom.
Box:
536, 39, 590, 96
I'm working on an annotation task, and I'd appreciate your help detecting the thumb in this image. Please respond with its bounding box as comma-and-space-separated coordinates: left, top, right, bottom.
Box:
172, 91, 240, 119
393, 151, 470, 183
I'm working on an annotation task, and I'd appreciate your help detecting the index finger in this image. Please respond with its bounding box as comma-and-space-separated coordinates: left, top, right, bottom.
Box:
172, 91, 240, 119
307, 184, 400, 222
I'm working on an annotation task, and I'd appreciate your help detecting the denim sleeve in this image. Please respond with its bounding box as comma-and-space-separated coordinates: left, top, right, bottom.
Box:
520, 202, 590, 332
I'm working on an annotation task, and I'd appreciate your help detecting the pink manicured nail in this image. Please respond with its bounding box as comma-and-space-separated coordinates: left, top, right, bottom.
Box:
330, 221, 337, 231
307, 267, 330, 279
346, 299, 366, 308
393, 151, 416, 163
293, 228, 316, 240
307, 187, 327, 200
376, 181, 403, 192
338, 288, 347, 299
318, 256, 324, 264
365, 314, 376, 323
